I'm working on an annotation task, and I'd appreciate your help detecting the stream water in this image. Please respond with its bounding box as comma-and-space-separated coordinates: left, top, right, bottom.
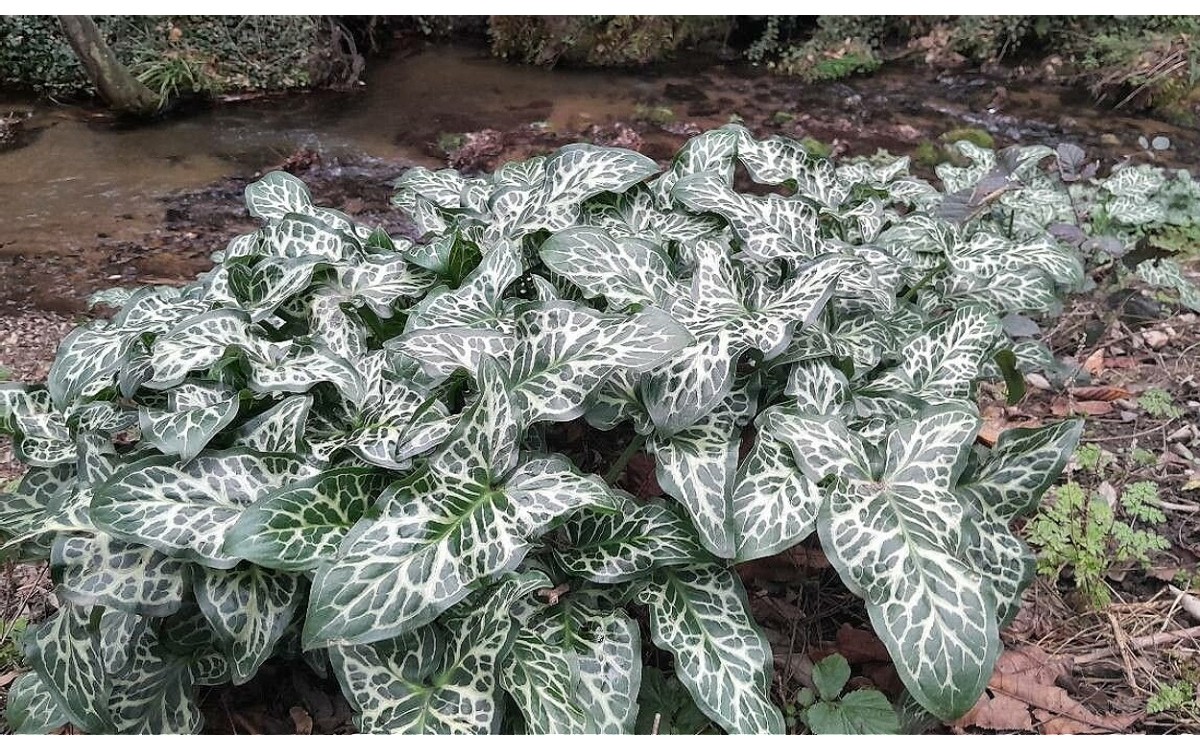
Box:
1, 43, 1197, 311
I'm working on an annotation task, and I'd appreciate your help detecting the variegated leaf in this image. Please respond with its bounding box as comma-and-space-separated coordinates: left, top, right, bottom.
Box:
673, 172, 820, 260
492, 144, 659, 238
249, 342, 365, 405
106, 629, 204, 734
894, 305, 1002, 403
138, 382, 240, 462
502, 600, 641, 734
224, 467, 392, 571
539, 226, 680, 308
405, 239, 523, 331
757, 408, 873, 484
23, 604, 111, 734
335, 253, 437, 316
648, 391, 749, 559
638, 564, 783, 734
651, 125, 741, 204
329, 572, 548, 733
146, 310, 253, 390
193, 564, 305, 684
957, 420, 1082, 625
266, 214, 356, 262
245, 170, 313, 222
91, 451, 319, 568
231, 395, 312, 454
98, 610, 145, 675
1136, 258, 1200, 312
818, 406, 997, 720
554, 501, 705, 583
507, 302, 692, 424
51, 532, 187, 616
730, 433, 823, 562
5, 671, 69, 734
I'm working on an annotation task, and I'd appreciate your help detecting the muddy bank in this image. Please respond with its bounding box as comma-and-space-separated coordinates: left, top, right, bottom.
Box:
2, 43, 1199, 318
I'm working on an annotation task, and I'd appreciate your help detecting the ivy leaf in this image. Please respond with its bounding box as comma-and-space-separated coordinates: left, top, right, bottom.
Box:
638, 564, 783, 734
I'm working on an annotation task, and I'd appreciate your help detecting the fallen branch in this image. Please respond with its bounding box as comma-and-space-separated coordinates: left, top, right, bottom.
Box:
1075, 624, 1200, 664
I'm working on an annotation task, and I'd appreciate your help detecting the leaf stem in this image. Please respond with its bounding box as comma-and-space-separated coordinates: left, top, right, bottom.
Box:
900, 262, 947, 303
604, 433, 647, 485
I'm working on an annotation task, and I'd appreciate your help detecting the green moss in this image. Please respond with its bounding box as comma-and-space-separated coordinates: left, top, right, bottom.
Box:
940, 127, 995, 150
770, 110, 796, 126
799, 137, 832, 159
633, 104, 675, 127
437, 132, 467, 155
912, 141, 943, 169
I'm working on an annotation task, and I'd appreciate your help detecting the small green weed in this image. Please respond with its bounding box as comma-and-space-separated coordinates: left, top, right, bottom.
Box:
1, 616, 28, 667
1139, 388, 1183, 419
1130, 447, 1158, 467
790, 654, 899, 734
1146, 680, 1198, 714
1074, 443, 1113, 473
1028, 481, 1170, 608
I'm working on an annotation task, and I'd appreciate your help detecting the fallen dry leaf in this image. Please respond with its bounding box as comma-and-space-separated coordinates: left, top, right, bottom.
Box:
834, 623, 891, 664
1050, 398, 1114, 417
1069, 386, 1132, 402
955, 645, 1139, 734
289, 706, 313, 735
0, 670, 18, 688
1082, 348, 1106, 377
979, 417, 1043, 446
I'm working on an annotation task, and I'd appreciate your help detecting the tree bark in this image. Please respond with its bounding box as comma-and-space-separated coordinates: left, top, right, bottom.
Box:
58, 16, 161, 116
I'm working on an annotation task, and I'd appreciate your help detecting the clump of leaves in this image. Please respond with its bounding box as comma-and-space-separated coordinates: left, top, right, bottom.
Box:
793, 654, 899, 734
1028, 481, 1169, 607
0, 126, 1083, 734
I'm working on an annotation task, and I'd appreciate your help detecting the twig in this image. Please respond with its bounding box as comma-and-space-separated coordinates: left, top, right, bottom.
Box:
1168, 586, 1200, 624
1075, 624, 1200, 664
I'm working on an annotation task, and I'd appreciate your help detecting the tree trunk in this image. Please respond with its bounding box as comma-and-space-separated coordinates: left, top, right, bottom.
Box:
58, 16, 161, 116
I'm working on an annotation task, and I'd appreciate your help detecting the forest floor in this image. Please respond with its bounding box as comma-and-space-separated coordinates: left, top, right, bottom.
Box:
1, 120, 1199, 734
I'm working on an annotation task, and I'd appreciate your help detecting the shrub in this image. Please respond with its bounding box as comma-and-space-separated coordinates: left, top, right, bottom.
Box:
1, 126, 1085, 734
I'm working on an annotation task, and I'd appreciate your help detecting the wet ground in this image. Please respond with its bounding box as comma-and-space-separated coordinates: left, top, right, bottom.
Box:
2, 42, 1199, 315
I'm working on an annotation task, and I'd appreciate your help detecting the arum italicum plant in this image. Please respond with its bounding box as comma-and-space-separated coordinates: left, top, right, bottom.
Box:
1, 125, 1086, 734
